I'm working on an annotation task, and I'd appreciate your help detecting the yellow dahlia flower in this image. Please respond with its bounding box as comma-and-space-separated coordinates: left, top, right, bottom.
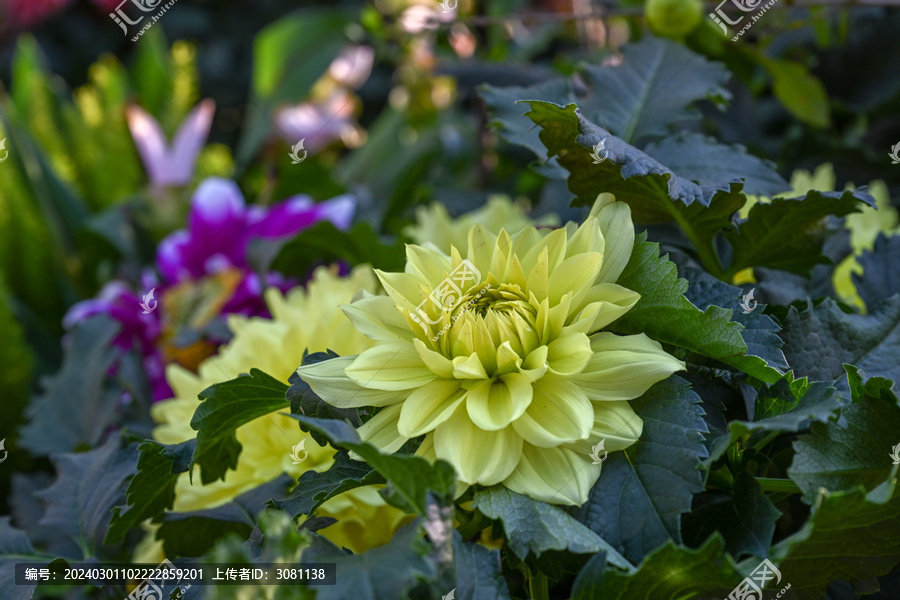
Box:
298, 194, 685, 506
151, 265, 409, 552
405, 195, 558, 254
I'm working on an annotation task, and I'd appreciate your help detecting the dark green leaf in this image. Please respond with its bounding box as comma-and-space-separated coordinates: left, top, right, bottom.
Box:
765, 59, 831, 129
34, 435, 138, 558
611, 234, 782, 383
451, 531, 510, 600
191, 369, 290, 484
158, 475, 294, 557
780, 297, 900, 384
471, 487, 632, 568
303, 522, 435, 600
683, 472, 781, 559
571, 376, 707, 563
723, 190, 873, 277
287, 354, 363, 446
287, 416, 455, 515
788, 366, 900, 504
19, 315, 123, 456
643, 132, 787, 196
0, 517, 51, 600
269, 450, 383, 519
772, 476, 900, 599
570, 534, 742, 600
106, 439, 197, 544
854, 234, 900, 310
577, 36, 730, 145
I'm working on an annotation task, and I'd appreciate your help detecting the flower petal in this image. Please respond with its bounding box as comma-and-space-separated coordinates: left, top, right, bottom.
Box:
433, 406, 522, 485
342, 295, 415, 343
397, 380, 466, 437
583, 284, 641, 331
346, 343, 436, 390
564, 400, 643, 455
594, 199, 634, 284
452, 352, 489, 379
296, 356, 409, 407
358, 403, 408, 454
546, 332, 593, 376
503, 443, 601, 506
512, 376, 593, 447
465, 373, 533, 431
572, 332, 685, 401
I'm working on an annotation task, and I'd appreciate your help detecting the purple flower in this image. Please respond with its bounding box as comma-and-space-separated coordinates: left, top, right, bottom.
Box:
127, 100, 216, 189
275, 91, 358, 154
64, 177, 356, 400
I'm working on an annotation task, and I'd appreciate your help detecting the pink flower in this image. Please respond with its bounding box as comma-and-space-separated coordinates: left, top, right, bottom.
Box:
126, 100, 216, 189
275, 91, 357, 153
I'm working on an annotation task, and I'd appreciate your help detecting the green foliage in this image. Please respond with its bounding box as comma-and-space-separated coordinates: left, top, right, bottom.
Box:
190, 369, 290, 484
571, 377, 707, 563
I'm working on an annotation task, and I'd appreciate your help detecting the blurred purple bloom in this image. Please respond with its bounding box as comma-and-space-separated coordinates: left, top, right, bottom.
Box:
127, 100, 215, 189
275, 92, 357, 154
64, 176, 356, 400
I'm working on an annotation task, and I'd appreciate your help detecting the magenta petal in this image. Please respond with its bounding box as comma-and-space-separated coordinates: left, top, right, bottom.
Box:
314, 195, 356, 230
156, 230, 192, 282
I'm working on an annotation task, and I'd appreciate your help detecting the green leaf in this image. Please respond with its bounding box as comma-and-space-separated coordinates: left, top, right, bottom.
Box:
571, 376, 707, 563
772, 476, 900, 599
854, 234, 900, 309
610, 234, 782, 383
780, 297, 900, 384
570, 534, 742, 600
684, 472, 781, 559
158, 475, 294, 557
34, 436, 138, 558
788, 366, 900, 504
106, 439, 196, 545
723, 190, 871, 277
302, 522, 435, 600
705, 378, 848, 464
190, 369, 290, 484
764, 59, 831, 129
471, 487, 632, 569
0, 518, 52, 600
522, 101, 746, 276
269, 450, 384, 519
643, 132, 787, 196
249, 220, 406, 280
287, 415, 455, 516
19, 316, 124, 456
451, 531, 510, 600
577, 36, 730, 145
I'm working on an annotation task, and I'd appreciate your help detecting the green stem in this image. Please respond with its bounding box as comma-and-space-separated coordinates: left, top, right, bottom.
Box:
752, 431, 781, 452
668, 207, 727, 280
756, 478, 802, 494
528, 570, 550, 600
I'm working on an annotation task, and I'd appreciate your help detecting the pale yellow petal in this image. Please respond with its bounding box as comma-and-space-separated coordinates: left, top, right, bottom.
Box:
572, 332, 684, 401
465, 373, 533, 431
594, 199, 635, 284
503, 443, 601, 506
564, 401, 643, 454
397, 381, 466, 437
296, 356, 409, 408
341, 295, 415, 343
358, 403, 408, 454
512, 376, 593, 447
546, 331, 593, 376
433, 406, 523, 485
346, 343, 436, 390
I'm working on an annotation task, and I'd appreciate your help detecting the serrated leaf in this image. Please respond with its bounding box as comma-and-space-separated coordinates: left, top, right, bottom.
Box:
571, 376, 707, 564
287, 415, 455, 515
106, 439, 196, 544
680, 263, 789, 378
191, 369, 290, 484
34, 436, 138, 558
19, 316, 124, 456
723, 190, 873, 277
287, 355, 364, 447
472, 487, 632, 569
577, 36, 730, 145
780, 297, 900, 384
643, 132, 787, 196
0, 518, 50, 600
854, 234, 900, 309
570, 534, 742, 600
269, 450, 384, 519
158, 475, 293, 558
610, 234, 781, 383
771, 476, 900, 599
788, 366, 900, 504
302, 521, 435, 600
